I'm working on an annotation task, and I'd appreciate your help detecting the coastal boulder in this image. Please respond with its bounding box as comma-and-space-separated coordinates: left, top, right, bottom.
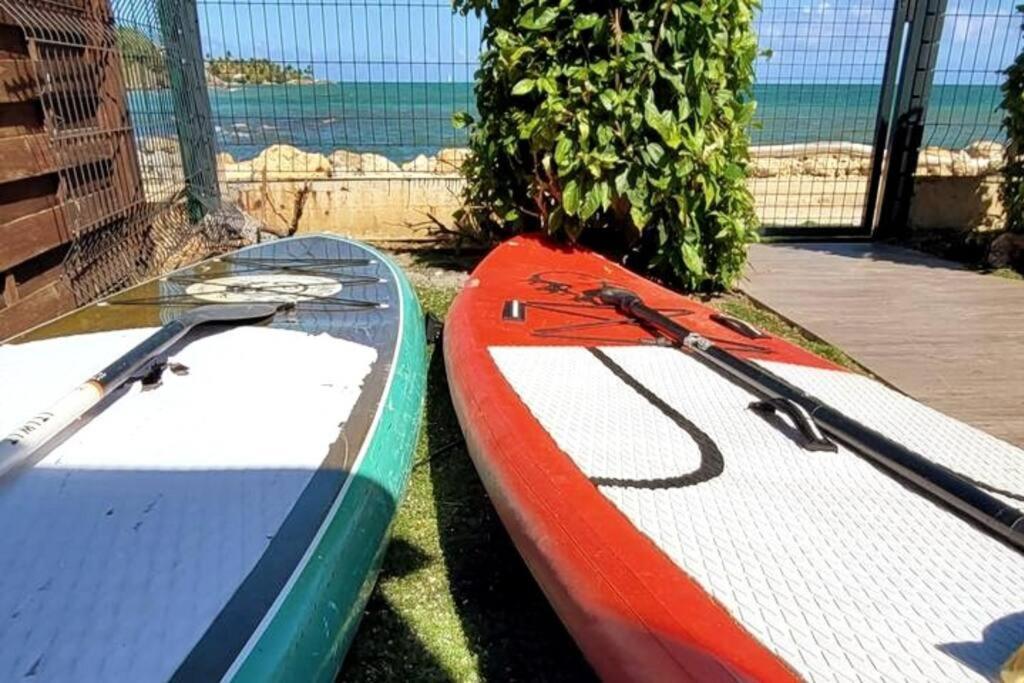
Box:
918, 147, 959, 176
749, 157, 797, 178
359, 153, 401, 174
803, 155, 841, 177
401, 154, 435, 173
434, 147, 471, 174
253, 144, 331, 180
965, 140, 1004, 160
328, 150, 364, 174
221, 159, 259, 182
328, 150, 402, 175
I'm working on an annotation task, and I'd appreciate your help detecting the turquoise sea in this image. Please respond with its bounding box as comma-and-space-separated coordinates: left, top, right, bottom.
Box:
133, 82, 1005, 163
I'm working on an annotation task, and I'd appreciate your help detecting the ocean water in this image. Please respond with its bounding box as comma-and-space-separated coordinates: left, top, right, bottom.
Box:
132, 82, 1005, 163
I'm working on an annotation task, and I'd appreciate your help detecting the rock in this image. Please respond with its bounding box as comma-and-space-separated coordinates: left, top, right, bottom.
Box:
987, 232, 1024, 270
221, 159, 257, 182
803, 155, 841, 177
401, 154, 435, 173
359, 153, 401, 174
216, 151, 235, 167
964, 140, 1004, 160
327, 150, 402, 175
252, 144, 331, 180
918, 147, 960, 176
328, 150, 364, 174
750, 157, 798, 178
434, 147, 470, 174
139, 136, 179, 154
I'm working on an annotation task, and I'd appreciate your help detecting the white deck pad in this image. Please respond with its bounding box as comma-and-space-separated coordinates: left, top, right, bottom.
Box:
0, 327, 375, 681
491, 345, 1024, 682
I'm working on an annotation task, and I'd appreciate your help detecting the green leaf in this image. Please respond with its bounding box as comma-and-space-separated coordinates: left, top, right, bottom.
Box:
630, 203, 650, 229
580, 183, 602, 220
644, 142, 665, 165
511, 78, 535, 95
537, 76, 558, 95
573, 14, 601, 31
599, 89, 617, 111
548, 206, 564, 233
554, 136, 574, 168
614, 168, 630, 196
451, 111, 474, 129
699, 90, 713, 120
578, 119, 591, 142
562, 178, 580, 215
644, 96, 682, 149
519, 7, 559, 30
723, 163, 744, 181
682, 243, 705, 277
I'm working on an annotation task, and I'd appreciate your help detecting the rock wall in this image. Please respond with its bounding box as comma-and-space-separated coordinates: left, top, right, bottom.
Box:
135, 140, 1009, 237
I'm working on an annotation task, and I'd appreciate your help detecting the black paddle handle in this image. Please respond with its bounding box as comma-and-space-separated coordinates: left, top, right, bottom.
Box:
91, 319, 190, 390
622, 297, 1024, 553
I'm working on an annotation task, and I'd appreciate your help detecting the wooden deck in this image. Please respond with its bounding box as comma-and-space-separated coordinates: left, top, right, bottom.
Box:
743, 242, 1024, 447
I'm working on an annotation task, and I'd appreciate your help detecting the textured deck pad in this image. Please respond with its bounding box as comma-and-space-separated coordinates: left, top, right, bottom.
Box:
491, 345, 1024, 682
0, 326, 375, 681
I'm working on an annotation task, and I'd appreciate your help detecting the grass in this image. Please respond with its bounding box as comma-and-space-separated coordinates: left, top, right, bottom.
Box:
993, 267, 1023, 281
340, 285, 595, 682
339, 276, 862, 682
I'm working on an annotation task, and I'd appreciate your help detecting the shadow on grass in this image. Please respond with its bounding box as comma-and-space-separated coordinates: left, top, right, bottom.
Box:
341, 599, 450, 682
390, 246, 488, 275
424, 349, 597, 682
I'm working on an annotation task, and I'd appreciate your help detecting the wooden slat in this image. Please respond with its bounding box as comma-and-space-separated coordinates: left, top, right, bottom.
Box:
0, 174, 56, 223
0, 100, 43, 138
0, 57, 36, 103
0, 184, 134, 271
0, 24, 29, 59
0, 275, 76, 341
743, 243, 1024, 447
0, 56, 102, 105
0, 132, 113, 183
0, 0, 148, 340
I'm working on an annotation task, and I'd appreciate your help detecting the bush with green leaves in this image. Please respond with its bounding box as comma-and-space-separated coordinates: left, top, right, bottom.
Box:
1001, 4, 1024, 234
453, 0, 761, 290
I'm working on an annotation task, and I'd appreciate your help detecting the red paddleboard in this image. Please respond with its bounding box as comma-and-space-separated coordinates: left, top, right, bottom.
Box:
443, 235, 1024, 682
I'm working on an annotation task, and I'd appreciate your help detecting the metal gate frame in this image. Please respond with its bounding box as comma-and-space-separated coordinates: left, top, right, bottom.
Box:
763, 0, 949, 241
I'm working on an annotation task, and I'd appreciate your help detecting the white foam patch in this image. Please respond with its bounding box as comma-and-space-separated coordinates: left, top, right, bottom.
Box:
491, 345, 1024, 683
0, 326, 376, 681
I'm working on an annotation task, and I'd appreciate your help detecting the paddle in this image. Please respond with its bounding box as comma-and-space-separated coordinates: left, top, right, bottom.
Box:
0, 303, 283, 478
585, 285, 1024, 553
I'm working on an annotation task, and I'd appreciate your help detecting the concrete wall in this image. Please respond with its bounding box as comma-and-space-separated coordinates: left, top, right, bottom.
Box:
224, 174, 466, 240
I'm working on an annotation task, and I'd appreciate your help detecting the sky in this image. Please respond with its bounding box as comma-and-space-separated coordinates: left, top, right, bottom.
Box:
195, 0, 1021, 85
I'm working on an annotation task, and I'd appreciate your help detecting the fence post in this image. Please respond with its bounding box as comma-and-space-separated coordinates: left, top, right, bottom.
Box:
861, 0, 911, 235
875, 0, 948, 239
157, 0, 219, 220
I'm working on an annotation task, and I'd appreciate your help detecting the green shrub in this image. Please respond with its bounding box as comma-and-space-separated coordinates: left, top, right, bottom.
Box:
1002, 4, 1024, 234
453, 0, 761, 290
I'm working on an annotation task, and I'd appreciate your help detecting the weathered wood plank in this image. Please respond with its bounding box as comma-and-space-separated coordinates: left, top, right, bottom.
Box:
0, 184, 134, 271
0, 24, 28, 59
0, 275, 76, 341
0, 133, 113, 183
0, 174, 55, 223
743, 242, 1024, 447
0, 100, 42, 138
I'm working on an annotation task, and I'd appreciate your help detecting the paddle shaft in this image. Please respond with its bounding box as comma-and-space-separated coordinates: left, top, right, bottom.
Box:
608, 292, 1024, 553
0, 303, 280, 478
